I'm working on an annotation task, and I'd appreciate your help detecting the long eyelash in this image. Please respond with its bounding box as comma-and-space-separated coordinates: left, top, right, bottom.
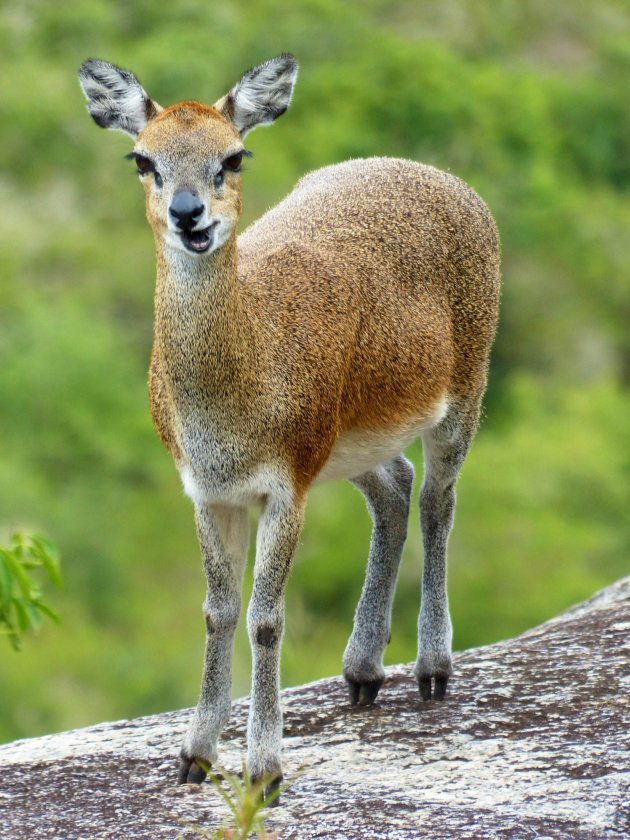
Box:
125, 152, 153, 166
225, 150, 253, 165
221, 149, 253, 176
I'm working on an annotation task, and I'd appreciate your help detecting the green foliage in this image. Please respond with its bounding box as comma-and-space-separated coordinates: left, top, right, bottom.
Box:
0, 0, 629, 742
0, 535, 61, 650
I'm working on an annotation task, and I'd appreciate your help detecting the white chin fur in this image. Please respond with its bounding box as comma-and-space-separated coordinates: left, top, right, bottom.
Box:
164, 217, 233, 256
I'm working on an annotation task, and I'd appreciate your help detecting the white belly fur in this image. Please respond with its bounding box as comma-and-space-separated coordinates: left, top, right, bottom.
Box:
178, 396, 449, 503
179, 461, 294, 508
316, 395, 449, 484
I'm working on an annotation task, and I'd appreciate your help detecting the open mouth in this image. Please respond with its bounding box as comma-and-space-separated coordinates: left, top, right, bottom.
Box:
180, 223, 217, 254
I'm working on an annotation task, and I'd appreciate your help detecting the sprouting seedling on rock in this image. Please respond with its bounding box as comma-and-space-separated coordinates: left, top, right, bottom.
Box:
78, 53, 500, 801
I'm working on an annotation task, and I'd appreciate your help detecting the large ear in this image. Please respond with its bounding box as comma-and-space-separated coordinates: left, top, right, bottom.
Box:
78, 59, 161, 139
214, 54, 298, 138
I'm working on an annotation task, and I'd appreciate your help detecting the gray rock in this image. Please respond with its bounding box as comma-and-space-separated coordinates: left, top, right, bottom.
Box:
1, 579, 629, 839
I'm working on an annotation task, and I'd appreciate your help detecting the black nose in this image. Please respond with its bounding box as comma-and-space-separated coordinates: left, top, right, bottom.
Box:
169, 190, 204, 230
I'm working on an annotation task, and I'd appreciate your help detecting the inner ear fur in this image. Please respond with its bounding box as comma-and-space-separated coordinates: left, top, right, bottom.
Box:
214, 54, 298, 138
78, 59, 162, 139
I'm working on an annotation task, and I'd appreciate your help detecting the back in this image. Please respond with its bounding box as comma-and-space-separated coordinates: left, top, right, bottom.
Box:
240, 158, 497, 287
238, 157, 500, 409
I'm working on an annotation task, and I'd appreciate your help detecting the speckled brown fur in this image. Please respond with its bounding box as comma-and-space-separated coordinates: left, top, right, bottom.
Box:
78, 55, 500, 794
237, 160, 499, 487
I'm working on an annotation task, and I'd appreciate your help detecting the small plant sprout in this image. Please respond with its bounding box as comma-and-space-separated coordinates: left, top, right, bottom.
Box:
176, 765, 283, 840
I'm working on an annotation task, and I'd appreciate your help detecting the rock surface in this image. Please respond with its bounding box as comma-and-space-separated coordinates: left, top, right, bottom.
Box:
1, 579, 629, 839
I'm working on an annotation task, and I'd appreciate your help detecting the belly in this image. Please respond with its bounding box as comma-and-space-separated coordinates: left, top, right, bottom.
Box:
175, 397, 449, 501
316, 396, 449, 484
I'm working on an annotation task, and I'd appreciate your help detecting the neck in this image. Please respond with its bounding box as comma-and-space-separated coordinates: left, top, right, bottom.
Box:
153, 232, 259, 397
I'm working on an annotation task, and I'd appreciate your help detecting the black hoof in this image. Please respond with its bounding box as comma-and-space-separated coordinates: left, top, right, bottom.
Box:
251, 772, 283, 806
418, 675, 432, 701
265, 773, 283, 806
346, 677, 383, 706
418, 673, 449, 701
178, 756, 210, 785
434, 674, 449, 700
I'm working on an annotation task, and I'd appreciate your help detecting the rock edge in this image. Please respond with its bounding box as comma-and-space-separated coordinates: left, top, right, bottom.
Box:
1, 579, 629, 839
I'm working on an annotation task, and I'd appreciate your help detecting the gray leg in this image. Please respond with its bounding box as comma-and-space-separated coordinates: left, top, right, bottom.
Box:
179, 503, 249, 784
343, 455, 414, 705
247, 494, 305, 799
414, 400, 479, 701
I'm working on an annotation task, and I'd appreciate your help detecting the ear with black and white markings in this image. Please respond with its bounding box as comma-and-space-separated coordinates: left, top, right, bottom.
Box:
78, 59, 161, 139
214, 54, 298, 138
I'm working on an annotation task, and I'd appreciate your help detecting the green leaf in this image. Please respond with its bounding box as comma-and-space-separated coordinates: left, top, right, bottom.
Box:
13, 599, 32, 634
0, 551, 14, 610
32, 534, 60, 562
0, 534, 62, 650
24, 601, 43, 632
0, 612, 17, 636
212, 778, 239, 818
33, 600, 60, 624
31, 535, 62, 587
2, 551, 32, 600
19, 559, 40, 570
10, 533, 25, 560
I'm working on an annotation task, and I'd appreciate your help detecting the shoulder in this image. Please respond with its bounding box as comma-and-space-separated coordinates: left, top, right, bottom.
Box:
239, 240, 333, 284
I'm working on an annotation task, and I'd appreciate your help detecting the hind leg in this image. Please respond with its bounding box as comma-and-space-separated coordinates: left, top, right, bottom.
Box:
414, 397, 481, 701
343, 454, 414, 705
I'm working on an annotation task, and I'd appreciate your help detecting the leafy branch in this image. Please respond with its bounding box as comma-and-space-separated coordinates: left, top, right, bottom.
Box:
0, 533, 62, 650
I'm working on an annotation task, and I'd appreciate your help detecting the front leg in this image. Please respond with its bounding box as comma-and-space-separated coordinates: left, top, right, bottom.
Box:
246, 493, 305, 798
179, 504, 249, 783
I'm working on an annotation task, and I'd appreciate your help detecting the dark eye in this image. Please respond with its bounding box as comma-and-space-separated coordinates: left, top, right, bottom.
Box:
135, 155, 153, 174
126, 152, 162, 187
223, 152, 243, 172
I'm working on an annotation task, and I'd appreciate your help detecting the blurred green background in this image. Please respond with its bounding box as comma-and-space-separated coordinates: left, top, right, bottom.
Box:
1, 0, 629, 743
